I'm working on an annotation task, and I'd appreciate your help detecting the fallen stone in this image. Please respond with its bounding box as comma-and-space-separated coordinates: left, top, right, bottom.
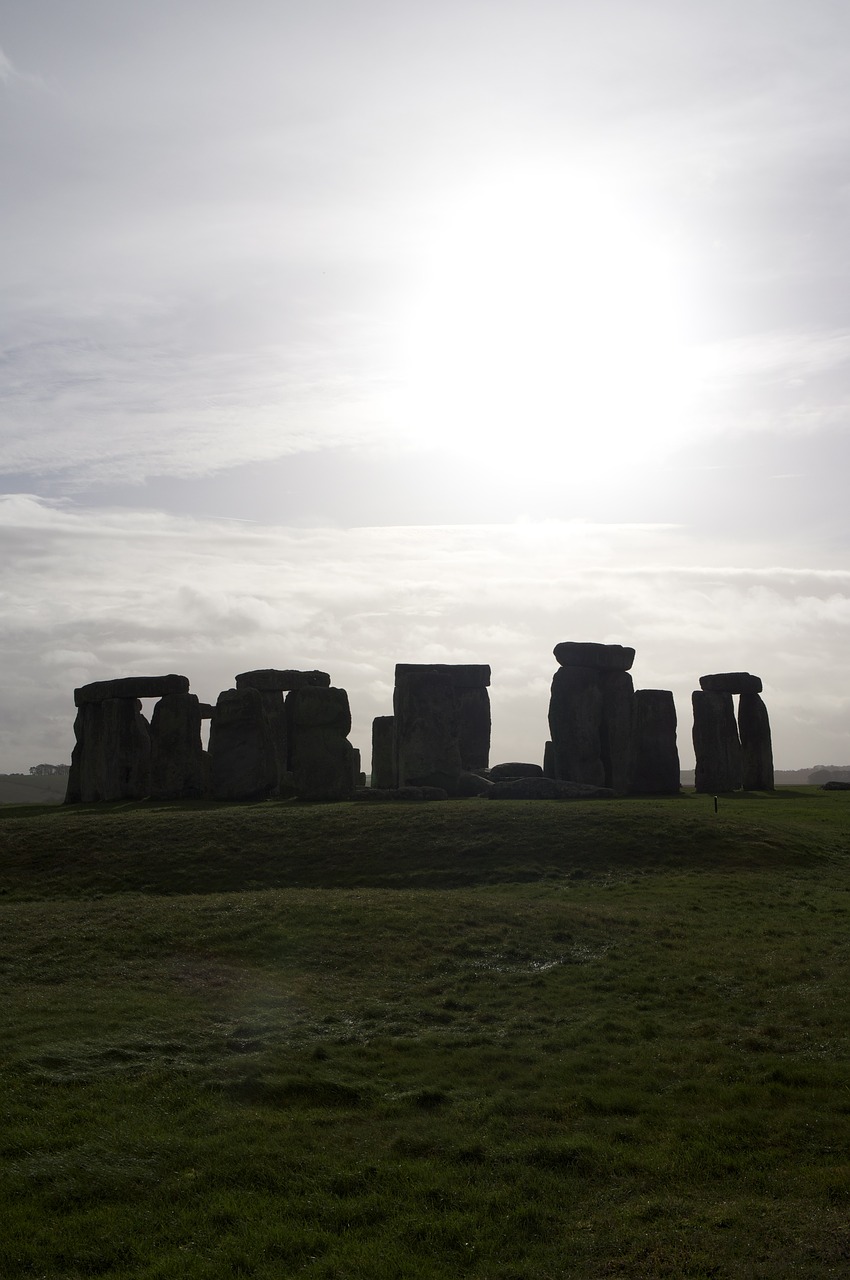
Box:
553, 642, 635, 671
75, 674, 189, 706
488, 762, 544, 781
699, 672, 763, 694
822, 780, 850, 790
456, 770, 493, 796
487, 776, 614, 800
353, 786, 448, 801
235, 669, 331, 692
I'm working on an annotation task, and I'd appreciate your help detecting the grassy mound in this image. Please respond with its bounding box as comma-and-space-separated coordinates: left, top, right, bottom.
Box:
3, 790, 850, 1277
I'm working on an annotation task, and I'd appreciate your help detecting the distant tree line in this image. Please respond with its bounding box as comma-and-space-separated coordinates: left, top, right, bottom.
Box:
29, 763, 70, 776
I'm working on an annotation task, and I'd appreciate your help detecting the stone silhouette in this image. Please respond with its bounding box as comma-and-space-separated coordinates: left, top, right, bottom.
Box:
693, 673, 773, 792
66, 697, 152, 803
209, 687, 277, 801
287, 685, 355, 800
66, 675, 191, 803
393, 664, 491, 795
149, 692, 206, 801
371, 716, 396, 789
692, 690, 742, 792
548, 644, 634, 794
629, 690, 680, 795
738, 690, 774, 790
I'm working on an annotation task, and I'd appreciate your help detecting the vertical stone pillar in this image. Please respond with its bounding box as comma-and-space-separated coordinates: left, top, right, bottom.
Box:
286, 685, 355, 800
548, 643, 635, 793
692, 690, 742, 792
629, 689, 680, 794
393, 664, 490, 795
209, 687, 277, 800
150, 692, 206, 800
738, 691, 774, 790
371, 716, 396, 788
455, 686, 491, 771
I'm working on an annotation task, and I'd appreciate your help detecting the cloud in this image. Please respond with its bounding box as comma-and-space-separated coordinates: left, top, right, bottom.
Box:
1, 495, 848, 772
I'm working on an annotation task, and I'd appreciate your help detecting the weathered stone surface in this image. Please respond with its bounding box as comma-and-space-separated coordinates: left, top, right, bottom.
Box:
692, 690, 742, 792
822, 780, 850, 791
548, 665, 605, 787
393, 666, 463, 793
235, 669, 331, 692
553, 642, 635, 671
629, 689, 680, 795
150, 692, 206, 800
738, 690, 774, 790
543, 740, 556, 779
600, 670, 634, 795
75, 674, 189, 706
487, 776, 614, 800
209, 688, 277, 801
66, 697, 152, 802
371, 716, 396, 789
489, 762, 544, 781
354, 786, 447, 802
395, 664, 490, 688
287, 686, 355, 800
457, 770, 493, 796
699, 672, 763, 694
198, 703, 215, 719
255, 689, 288, 787
455, 685, 491, 770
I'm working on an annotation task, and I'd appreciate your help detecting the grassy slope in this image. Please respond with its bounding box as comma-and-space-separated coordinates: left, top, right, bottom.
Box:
2, 791, 850, 1278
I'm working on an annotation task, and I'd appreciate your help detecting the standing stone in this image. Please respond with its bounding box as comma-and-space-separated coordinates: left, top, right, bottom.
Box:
738, 691, 774, 790
287, 686, 355, 800
66, 697, 152, 802
543, 740, 556, 779
548, 665, 605, 787
455, 686, 491, 771
393, 665, 491, 795
630, 690, 680, 794
150, 692, 206, 800
600, 670, 634, 795
371, 716, 396, 788
692, 690, 742, 792
209, 688, 277, 801
257, 689, 289, 786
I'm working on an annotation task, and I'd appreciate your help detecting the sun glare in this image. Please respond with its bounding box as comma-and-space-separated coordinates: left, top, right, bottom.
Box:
400, 165, 694, 471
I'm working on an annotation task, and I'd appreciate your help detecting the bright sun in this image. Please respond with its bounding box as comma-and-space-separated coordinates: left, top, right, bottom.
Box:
400, 164, 693, 470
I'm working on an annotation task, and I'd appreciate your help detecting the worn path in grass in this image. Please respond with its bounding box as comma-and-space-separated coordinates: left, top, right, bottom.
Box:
2, 791, 850, 1278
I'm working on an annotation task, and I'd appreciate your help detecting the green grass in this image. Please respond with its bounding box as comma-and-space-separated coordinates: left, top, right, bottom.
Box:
2, 789, 850, 1277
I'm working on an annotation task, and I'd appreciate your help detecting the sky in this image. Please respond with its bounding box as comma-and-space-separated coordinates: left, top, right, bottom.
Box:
2, 0, 850, 773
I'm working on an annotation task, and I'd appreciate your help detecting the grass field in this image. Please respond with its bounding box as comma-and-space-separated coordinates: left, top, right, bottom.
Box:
2, 789, 850, 1278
